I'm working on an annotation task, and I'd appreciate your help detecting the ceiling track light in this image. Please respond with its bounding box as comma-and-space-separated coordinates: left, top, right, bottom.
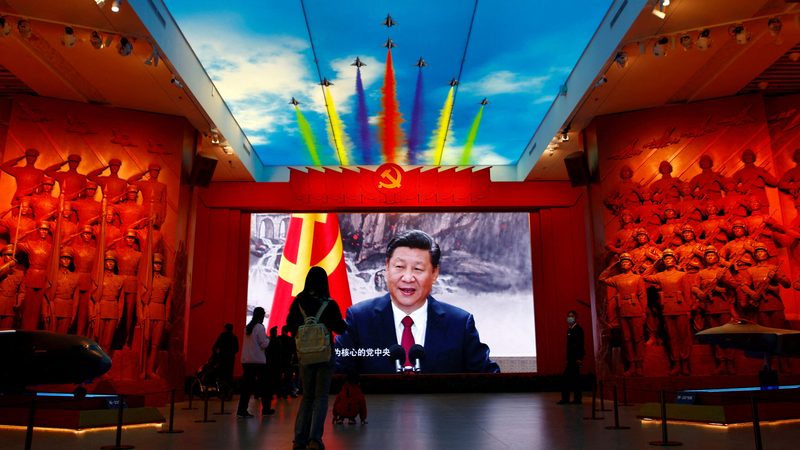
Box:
679, 34, 692, 50
0, 17, 10, 37
729, 24, 750, 45
111, 0, 121, 13
614, 51, 628, 68
653, 36, 669, 57
62, 26, 76, 48
594, 76, 607, 87
144, 49, 160, 67
210, 134, 220, 145
560, 125, 571, 143
117, 36, 133, 56
170, 76, 183, 89
89, 31, 104, 49
651, 0, 669, 20
95, 0, 106, 6
222, 146, 234, 156
696, 29, 711, 51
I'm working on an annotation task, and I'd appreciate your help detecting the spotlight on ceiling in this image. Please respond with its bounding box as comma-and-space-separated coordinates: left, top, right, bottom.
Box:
0, 17, 10, 37
768, 18, 782, 37
595, 76, 607, 87
222, 145, 234, 156
651, 0, 669, 20
170, 76, 183, 89
614, 51, 628, 68
210, 133, 220, 145
758, 81, 769, 91
17, 19, 31, 40
117, 37, 133, 56
62, 26, 77, 48
144, 49, 160, 67
679, 34, 693, 50
653, 37, 669, 57
90, 31, 104, 49
111, 0, 121, 13
560, 129, 570, 143
95, 0, 106, 6
696, 29, 712, 51
730, 24, 750, 45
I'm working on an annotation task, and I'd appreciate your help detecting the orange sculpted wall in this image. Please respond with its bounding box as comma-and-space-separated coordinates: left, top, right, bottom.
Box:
0, 95, 193, 384
588, 93, 799, 378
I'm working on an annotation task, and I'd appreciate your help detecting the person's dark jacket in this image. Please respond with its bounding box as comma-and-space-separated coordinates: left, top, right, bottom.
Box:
566, 323, 585, 364
286, 293, 346, 344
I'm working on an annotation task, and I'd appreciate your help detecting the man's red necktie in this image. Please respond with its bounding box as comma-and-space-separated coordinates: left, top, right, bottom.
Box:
401, 316, 414, 366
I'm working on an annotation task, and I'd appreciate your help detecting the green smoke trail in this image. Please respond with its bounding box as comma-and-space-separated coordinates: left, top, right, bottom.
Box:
459, 105, 484, 165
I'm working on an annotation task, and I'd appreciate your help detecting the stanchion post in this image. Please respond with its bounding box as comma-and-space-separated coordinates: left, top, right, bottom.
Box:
24, 394, 36, 450
599, 380, 611, 412
584, 379, 604, 420
751, 396, 763, 450
195, 389, 216, 423
182, 381, 197, 410
101, 394, 135, 450
605, 385, 630, 430
648, 390, 682, 446
213, 388, 230, 416
620, 376, 632, 406
158, 389, 184, 434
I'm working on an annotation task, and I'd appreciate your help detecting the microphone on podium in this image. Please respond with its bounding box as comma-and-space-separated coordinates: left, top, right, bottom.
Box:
408, 344, 425, 373
388, 344, 405, 373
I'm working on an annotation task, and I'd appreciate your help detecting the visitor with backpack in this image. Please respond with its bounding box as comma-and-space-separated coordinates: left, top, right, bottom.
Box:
286, 266, 346, 450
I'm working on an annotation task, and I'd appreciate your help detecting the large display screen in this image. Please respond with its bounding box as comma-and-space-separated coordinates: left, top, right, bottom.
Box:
247, 212, 536, 372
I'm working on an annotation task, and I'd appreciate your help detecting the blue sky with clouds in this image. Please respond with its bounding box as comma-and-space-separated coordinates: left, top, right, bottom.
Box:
164, 0, 610, 166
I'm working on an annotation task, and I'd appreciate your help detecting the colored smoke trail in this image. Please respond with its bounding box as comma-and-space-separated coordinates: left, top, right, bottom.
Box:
323, 87, 350, 165
431, 86, 455, 165
355, 68, 373, 164
379, 50, 405, 163
407, 69, 424, 165
295, 106, 321, 166
459, 105, 484, 165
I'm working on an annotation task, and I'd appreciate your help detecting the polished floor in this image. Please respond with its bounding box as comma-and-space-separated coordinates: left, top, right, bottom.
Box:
1, 392, 798, 450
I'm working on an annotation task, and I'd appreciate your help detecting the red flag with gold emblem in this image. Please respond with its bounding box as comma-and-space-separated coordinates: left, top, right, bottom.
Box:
268, 213, 352, 330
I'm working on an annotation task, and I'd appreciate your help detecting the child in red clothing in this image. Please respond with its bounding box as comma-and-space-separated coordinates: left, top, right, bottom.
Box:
332, 374, 367, 425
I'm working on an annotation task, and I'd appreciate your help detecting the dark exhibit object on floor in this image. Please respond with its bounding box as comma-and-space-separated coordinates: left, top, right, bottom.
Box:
0, 330, 112, 393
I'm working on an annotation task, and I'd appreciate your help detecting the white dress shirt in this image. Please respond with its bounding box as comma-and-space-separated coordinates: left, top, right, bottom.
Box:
390, 299, 427, 347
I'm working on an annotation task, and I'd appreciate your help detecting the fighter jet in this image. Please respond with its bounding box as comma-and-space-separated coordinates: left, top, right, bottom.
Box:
384, 38, 396, 49
383, 14, 397, 28
415, 57, 427, 68
351, 57, 366, 68
480, 98, 489, 105
289, 97, 300, 106
449, 78, 459, 87
320, 78, 334, 87
0, 330, 112, 395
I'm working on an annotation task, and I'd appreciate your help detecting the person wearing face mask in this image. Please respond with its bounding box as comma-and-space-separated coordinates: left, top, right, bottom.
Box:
557, 310, 585, 405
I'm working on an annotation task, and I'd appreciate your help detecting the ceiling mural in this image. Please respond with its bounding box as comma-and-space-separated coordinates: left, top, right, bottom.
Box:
165, 0, 610, 167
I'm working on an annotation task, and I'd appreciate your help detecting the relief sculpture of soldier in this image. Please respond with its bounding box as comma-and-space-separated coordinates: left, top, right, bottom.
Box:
603, 165, 644, 216
94, 250, 125, 353
689, 155, 727, 201
1, 148, 45, 205
0, 197, 36, 246
598, 253, 647, 376
691, 246, 736, 375
16, 222, 53, 330
140, 253, 172, 379
697, 201, 729, 250
604, 209, 638, 259
674, 224, 704, 271
62, 225, 97, 337
0, 245, 25, 330
648, 161, 683, 206
654, 204, 684, 250
643, 249, 694, 376
72, 182, 102, 227
110, 229, 142, 349
29, 176, 57, 221
128, 163, 167, 229
45, 154, 87, 201
778, 149, 800, 211
731, 149, 777, 212
87, 158, 128, 203
46, 246, 80, 334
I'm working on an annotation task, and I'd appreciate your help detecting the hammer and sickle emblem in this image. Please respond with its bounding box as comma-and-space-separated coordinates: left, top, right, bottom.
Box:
377, 164, 403, 189
278, 214, 343, 296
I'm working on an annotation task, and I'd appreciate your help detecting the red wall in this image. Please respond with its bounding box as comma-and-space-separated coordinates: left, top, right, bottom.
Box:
187, 169, 593, 376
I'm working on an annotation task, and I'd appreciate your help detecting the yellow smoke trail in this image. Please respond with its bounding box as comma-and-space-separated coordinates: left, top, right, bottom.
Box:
430, 86, 454, 165
324, 87, 350, 165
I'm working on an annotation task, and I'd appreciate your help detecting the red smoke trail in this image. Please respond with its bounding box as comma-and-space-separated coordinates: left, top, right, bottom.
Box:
379, 49, 405, 163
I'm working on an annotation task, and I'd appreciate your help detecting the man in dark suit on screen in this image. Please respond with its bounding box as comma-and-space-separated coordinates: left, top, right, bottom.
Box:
335, 229, 499, 374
